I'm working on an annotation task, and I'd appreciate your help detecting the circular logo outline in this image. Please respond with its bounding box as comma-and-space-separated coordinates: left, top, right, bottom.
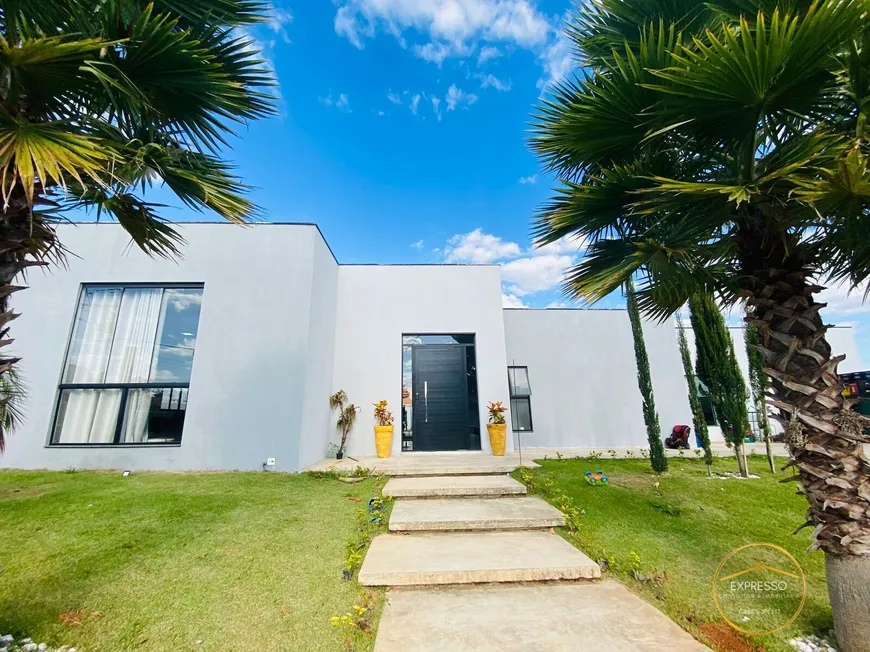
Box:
712, 542, 807, 636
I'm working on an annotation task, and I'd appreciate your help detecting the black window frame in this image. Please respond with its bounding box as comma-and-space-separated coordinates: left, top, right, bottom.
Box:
507, 366, 533, 433
49, 283, 204, 447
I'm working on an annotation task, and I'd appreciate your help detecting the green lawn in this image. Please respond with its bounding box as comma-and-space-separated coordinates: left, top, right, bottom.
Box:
515, 455, 833, 652
0, 470, 386, 652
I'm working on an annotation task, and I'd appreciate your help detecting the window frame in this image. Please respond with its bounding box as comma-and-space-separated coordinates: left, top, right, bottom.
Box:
507, 366, 533, 433
510, 397, 533, 433
48, 283, 204, 448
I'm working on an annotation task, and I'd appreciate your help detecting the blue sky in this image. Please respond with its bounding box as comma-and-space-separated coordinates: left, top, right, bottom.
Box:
128, 0, 869, 366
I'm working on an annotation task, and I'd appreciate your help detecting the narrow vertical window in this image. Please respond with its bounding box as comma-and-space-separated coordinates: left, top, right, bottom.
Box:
51, 285, 203, 445
507, 366, 533, 433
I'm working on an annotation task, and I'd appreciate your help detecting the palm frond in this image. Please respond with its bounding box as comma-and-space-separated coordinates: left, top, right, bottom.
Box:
67, 184, 184, 258
126, 143, 261, 222
0, 34, 113, 118
109, 6, 276, 150
0, 364, 26, 451
531, 21, 681, 176
646, 3, 864, 150
0, 111, 109, 204
570, 0, 715, 64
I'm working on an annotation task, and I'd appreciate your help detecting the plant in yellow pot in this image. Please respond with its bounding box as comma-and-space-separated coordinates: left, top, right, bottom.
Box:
373, 400, 394, 459
486, 401, 508, 456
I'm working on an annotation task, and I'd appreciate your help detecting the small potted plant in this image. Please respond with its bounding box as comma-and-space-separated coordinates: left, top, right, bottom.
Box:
330, 390, 358, 460
486, 401, 508, 456
373, 400, 394, 459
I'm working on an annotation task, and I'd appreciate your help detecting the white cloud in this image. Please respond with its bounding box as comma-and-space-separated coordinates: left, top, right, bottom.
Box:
445, 84, 478, 111
444, 228, 521, 263
167, 289, 203, 312
818, 281, 870, 319
335, 5, 370, 49
321, 93, 351, 112
480, 73, 512, 92
438, 229, 586, 305
333, 0, 551, 67
546, 300, 572, 309
267, 7, 294, 44
531, 233, 586, 256
538, 22, 573, 88
377, 110, 386, 116
502, 254, 575, 296
387, 90, 403, 104
409, 93, 421, 115
518, 174, 537, 184
503, 292, 529, 309
335, 0, 551, 47
431, 96, 443, 121
477, 45, 501, 65
414, 42, 455, 66
411, 239, 425, 250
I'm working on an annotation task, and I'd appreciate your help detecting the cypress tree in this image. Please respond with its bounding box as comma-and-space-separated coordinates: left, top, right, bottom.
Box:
626, 280, 668, 473
677, 316, 713, 474
745, 322, 776, 473
688, 292, 750, 477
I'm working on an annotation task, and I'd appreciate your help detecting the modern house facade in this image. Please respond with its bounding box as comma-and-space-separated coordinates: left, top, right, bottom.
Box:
0, 223, 862, 472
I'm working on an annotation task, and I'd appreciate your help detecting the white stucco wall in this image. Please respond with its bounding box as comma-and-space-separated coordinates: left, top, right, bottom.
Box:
503, 309, 694, 450
297, 235, 340, 469
331, 265, 511, 457
0, 223, 333, 472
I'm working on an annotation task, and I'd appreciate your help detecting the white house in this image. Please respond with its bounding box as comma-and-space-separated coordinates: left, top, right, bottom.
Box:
0, 223, 861, 472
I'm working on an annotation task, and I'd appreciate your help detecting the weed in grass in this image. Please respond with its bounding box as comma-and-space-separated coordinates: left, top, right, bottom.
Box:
648, 498, 682, 516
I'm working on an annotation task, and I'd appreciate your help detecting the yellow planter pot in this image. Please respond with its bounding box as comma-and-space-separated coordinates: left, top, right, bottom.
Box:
487, 423, 506, 456
374, 425, 394, 458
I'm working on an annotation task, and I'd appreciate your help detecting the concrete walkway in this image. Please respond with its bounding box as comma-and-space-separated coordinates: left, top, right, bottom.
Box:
360, 460, 709, 651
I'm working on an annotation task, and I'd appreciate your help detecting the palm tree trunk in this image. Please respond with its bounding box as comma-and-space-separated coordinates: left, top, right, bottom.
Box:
0, 186, 56, 451
741, 252, 870, 651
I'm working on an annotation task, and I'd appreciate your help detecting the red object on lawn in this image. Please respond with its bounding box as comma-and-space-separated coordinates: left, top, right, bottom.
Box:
665, 425, 692, 449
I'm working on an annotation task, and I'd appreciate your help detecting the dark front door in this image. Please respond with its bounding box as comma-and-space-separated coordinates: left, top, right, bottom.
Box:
412, 344, 470, 451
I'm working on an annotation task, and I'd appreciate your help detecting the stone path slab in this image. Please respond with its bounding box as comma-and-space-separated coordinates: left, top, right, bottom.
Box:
374, 581, 709, 651
383, 475, 527, 498
359, 530, 600, 586
389, 496, 564, 532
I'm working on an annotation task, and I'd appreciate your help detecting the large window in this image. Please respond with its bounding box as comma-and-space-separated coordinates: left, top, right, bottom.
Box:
508, 366, 532, 433
51, 285, 204, 445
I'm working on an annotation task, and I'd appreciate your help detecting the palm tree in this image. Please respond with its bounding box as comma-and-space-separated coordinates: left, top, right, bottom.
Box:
0, 0, 276, 450
531, 1, 869, 648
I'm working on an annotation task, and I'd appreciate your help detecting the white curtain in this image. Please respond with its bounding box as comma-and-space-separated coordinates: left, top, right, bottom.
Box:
55, 288, 164, 443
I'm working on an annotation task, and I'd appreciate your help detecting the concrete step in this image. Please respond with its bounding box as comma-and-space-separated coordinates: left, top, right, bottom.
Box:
359, 531, 600, 586
373, 582, 710, 651
389, 496, 565, 532
386, 463, 528, 477
383, 475, 527, 499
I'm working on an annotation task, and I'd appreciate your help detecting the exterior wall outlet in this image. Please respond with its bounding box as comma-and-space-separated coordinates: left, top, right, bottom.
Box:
266, 458, 276, 466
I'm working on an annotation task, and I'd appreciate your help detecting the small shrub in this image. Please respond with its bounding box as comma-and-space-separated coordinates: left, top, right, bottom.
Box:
487, 401, 507, 424
373, 400, 394, 426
